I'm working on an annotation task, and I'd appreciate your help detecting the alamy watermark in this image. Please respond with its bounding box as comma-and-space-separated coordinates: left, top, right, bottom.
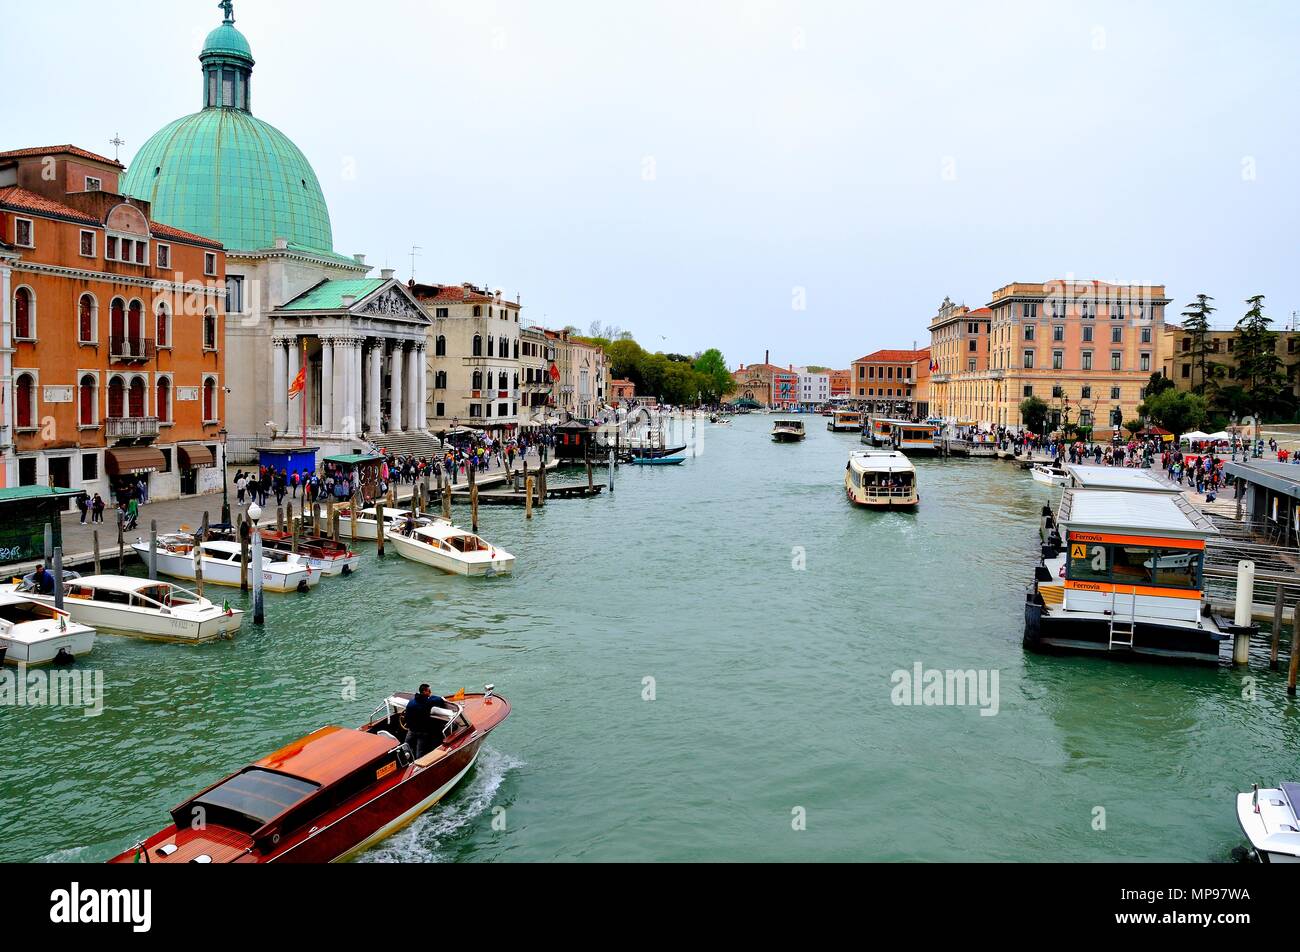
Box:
1, 664, 104, 718
891, 662, 999, 717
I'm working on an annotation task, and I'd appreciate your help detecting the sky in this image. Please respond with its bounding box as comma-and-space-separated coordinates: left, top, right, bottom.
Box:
5, 0, 1299, 369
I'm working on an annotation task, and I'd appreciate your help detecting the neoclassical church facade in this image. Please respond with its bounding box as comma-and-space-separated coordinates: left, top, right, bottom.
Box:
122, 4, 428, 460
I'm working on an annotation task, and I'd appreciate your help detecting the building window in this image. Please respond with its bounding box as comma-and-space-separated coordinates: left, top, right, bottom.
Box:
156, 302, 170, 348
85, 176, 103, 192
157, 377, 171, 423
82, 453, 98, 482
435, 335, 446, 357
1053, 325, 1064, 342
15, 373, 36, 428
487, 336, 495, 357
1111, 326, 1123, 344
513, 340, 520, 359
498, 372, 509, 391
1052, 385, 1063, 399
1081, 351, 1093, 371
79, 294, 97, 343
204, 253, 217, 276
79, 374, 97, 427
203, 309, 217, 350
225, 275, 243, 314
1112, 303, 1125, 320
108, 375, 124, 418
967, 358, 976, 372
157, 244, 171, 270
1081, 385, 1092, 399
1023, 350, 1034, 369
1052, 350, 1064, 371
1140, 352, 1151, 372
435, 402, 445, 417
1022, 303, 1038, 320
1024, 325, 1035, 341
1082, 325, 1093, 343
106, 236, 117, 259
1023, 386, 1033, 398
80, 230, 97, 258
434, 371, 447, 389
473, 335, 483, 357
1181, 363, 1191, 379
14, 218, 33, 248
1110, 387, 1121, 400
472, 370, 483, 391
473, 305, 483, 318
1111, 352, 1122, 371
135, 241, 147, 265
203, 377, 217, 422
499, 403, 509, 417
128, 377, 147, 418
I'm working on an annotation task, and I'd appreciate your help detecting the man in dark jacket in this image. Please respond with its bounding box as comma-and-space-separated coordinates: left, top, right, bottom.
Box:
404, 685, 447, 760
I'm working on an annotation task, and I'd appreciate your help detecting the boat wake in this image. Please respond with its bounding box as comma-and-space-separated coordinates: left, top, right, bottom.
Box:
357, 746, 524, 864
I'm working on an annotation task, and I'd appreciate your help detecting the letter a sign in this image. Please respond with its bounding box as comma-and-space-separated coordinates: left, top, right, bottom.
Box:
1070, 544, 1088, 560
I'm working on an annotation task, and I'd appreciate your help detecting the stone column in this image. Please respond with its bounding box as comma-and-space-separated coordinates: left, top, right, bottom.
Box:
320, 338, 335, 435
414, 343, 428, 430
352, 339, 365, 436
286, 335, 301, 437
390, 341, 405, 433
367, 342, 382, 436
272, 337, 289, 433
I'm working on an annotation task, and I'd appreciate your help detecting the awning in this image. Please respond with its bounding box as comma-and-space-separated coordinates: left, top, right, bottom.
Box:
106, 447, 166, 477
178, 444, 216, 470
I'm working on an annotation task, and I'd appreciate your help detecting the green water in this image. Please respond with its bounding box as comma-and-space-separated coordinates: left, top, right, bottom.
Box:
3, 415, 1297, 863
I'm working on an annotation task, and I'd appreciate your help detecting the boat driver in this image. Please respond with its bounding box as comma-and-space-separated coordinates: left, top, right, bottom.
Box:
404, 684, 447, 760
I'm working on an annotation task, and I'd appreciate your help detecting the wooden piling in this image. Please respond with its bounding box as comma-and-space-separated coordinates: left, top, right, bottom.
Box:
1289, 596, 1299, 697
291, 517, 300, 554
376, 503, 386, 558
331, 505, 340, 543
92, 530, 101, 577
149, 520, 158, 581
286, 501, 294, 533
193, 515, 207, 598
53, 547, 64, 611
538, 462, 547, 508
239, 514, 250, 593
251, 531, 266, 625
1271, 585, 1285, 671
312, 503, 321, 537
350, 502, 358, 542
277, 505, 285, 534
586, 450, 594, 491
471, 482, 480, 533
525, 477, 534, 520
117, 517, 124, 574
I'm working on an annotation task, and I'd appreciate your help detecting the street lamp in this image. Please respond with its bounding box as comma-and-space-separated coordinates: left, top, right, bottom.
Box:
218, 427, 230, 525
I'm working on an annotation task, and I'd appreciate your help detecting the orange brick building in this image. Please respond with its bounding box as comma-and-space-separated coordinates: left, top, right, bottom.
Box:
850, 348, 931, 418
1, 146, 227, 503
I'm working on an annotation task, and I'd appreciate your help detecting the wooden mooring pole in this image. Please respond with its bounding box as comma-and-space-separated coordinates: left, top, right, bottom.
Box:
525, 476, 534, 520
1271, 585, 1285, 671
92, 530, 101, 577
1289, 595, 1299, 697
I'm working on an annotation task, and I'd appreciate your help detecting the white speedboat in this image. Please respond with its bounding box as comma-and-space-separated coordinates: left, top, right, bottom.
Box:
17, 576, 243, 643
389, 520, 515, 576
1030, 463, 1069, 486
135, 536, 318, 593
0, 591, 96, 666
332, 505, 436, 542
1237, 783, 1300, 863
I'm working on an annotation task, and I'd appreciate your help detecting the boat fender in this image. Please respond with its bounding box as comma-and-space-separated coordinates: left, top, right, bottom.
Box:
54, 647, 74, 666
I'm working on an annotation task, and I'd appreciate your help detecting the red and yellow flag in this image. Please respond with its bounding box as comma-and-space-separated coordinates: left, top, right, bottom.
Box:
288, 365, 307, 401
450, 689, 467, 702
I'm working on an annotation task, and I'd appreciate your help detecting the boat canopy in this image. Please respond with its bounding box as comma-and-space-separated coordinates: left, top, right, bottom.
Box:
1064, 465, 1181, 495
1057, 489, 1218, 541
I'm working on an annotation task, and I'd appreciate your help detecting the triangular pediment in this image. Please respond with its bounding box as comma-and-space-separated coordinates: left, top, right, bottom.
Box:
353, 281, 431, 324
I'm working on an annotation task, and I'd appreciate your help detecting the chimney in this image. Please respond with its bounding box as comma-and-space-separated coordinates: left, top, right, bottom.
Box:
274, 237, 288, 250
765, 350, 770, 366
342, 295, 357, 308
353, 254, 367, 266
381, 268, 395, 280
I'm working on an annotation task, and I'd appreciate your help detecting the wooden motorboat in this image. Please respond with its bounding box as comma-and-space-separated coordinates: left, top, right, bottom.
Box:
845, 451, 919, 509
16, 575, 242, 644
109, 689, 511, 864
257, 531, 361, 577
332, 505, 436, 542
389, 521, 515, 577
1237, 783, 1300, 863
135, 536, 318, 593
0, 591, 96, 666
1030, 463, 1069, 487
771, 420, 806, 443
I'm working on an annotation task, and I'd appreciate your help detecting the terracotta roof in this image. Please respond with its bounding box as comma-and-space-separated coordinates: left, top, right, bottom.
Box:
853, 349, 931, 364
408, 282, 519, 307
150, 220, 223, 250
969, 308, 992, 316
0, 145, 124, 169
0, 186, 100, 225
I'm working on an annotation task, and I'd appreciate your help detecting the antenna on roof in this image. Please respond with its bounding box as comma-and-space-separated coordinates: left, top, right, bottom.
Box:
110, 133, 126, 163
409, 245, 422, 283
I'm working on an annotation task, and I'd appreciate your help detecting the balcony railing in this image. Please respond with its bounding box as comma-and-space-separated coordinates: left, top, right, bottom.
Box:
110, 337, 156, 363
107, 416, 160, 442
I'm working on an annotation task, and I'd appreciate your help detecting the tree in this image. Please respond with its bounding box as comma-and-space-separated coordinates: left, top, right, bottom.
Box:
1139, 389, 1207, 438
693, 349, 734, 400
1145, 371, 1175, 399
1019, 396, 1049, 434
1123, 418, 1145, 437
1235, 295, 1288, 420
1180, 294, 1215, 393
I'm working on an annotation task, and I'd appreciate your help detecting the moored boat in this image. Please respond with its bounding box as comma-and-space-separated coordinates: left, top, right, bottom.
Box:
771, 419, 806, 443
1236, 783, 1300, 863
135, 536, 318, 593
313, 505, 432, 543
1030, 462, 1069, 486
1024, 489, 1226, 664
828, 410, 862, 433
630, 456, 686, 466
257, 531, 361, 576
15, 576, 242, 643
389, 521, 515, 577
0, 591, 96, 666
844, 451, 919, 509
108, 688, 511, 864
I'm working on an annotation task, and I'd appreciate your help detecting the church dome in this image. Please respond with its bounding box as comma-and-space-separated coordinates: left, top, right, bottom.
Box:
121, 6, 335, 255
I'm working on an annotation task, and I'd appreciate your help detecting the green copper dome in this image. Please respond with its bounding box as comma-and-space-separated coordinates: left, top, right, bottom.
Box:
121, 5, 335, 255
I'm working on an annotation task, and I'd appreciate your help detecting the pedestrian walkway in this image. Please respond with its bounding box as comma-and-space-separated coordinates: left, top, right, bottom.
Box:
1, 447, 555, 576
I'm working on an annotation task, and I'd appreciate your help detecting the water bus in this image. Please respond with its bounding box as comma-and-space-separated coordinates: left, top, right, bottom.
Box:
828, 410, 862, 433
1025, 489, 1225, 664
771, 420, 806, 443
845, 451, 919, 510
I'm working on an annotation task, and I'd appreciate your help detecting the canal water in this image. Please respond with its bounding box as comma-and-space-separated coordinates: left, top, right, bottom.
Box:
3, 414, 1297, 863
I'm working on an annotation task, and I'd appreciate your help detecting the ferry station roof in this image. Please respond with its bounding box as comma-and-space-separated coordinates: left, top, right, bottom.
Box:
1058, 489, 1218, 540
1224, 460, 1300, 500
1065, 465, 1181, 495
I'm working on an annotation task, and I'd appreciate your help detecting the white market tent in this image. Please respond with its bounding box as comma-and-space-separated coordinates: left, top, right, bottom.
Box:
1206, 431, 1234, 442
1180, 431, 1211, 443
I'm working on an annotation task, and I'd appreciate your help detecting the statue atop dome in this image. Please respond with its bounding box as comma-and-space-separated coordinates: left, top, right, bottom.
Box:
219, 0, 235, 24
